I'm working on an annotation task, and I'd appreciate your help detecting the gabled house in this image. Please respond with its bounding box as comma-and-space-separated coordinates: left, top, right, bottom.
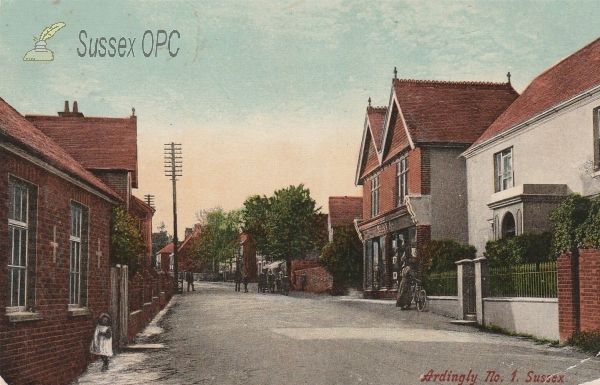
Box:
356, 77, 518, 298
463, 38, 600, 254
0, 97, 122, 384
25, 102, 154, 267
327, 196, 362, 242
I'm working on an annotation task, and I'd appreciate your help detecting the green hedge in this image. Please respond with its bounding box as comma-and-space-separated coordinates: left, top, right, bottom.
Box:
484, 232, 553, 269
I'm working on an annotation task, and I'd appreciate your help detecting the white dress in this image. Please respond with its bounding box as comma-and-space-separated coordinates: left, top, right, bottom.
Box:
90, 325, 113, 357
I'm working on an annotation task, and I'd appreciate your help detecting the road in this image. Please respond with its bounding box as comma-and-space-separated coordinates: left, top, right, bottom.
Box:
73, 281, 600, 385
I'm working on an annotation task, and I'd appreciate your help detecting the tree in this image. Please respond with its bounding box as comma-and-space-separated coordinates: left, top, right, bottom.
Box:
321, 223, 363, 294
190, 208, 241, 273
151, 221, 171, 255
242, 184, 323, 272
110, 206, 146, 275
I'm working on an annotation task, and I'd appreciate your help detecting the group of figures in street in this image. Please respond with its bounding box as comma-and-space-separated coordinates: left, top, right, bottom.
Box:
257, 269, 291, 295
234, 269, 250, 293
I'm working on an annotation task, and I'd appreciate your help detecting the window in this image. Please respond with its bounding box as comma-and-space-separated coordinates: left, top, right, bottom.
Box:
397, 157, 408, 206
8, 179, 29, 311
370, 175, 380, 217
501, 212, 516, 239
494, 148, 513, 192
69, 202, 89, 307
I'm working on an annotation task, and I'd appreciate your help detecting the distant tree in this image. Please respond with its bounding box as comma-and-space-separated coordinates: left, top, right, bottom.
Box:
110, 206, 146, 275
242, 184, 323, 272
151, 221, 171, 255
241, 195, 271, 258
321, 223, 363, 294
190, 208, 241, 272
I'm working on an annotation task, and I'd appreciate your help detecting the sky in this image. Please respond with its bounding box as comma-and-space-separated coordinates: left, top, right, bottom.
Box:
1, 0, 600, 235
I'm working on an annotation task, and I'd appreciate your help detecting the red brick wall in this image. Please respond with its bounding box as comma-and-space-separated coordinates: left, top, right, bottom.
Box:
380, 162, 396, 213
363, 179, 371, 220
558, 252, 580, 342
93, 170, 129, 201
577, 249, 600, 332
0, 149, 115, 385
292, 266, 332, 293
407, 147, 430, 196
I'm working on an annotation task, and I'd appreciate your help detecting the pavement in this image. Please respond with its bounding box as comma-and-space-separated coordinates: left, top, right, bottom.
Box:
72, 281, 600, 385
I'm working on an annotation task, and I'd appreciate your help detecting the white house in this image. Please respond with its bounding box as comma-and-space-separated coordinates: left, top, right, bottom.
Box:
463, 37, 600, 254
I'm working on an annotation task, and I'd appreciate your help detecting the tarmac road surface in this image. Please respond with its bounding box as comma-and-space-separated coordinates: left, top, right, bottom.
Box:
73, 281, 600, 385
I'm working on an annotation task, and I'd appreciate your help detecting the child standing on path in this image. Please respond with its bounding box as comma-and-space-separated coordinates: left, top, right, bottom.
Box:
90, 312, 113, 371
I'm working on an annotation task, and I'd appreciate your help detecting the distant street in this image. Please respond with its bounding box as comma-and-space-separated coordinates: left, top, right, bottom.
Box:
74, 282, 600, 385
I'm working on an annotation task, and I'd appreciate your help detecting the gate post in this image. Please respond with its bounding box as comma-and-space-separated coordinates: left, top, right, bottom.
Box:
119, 265, 129, 347
474, 257, 489, 325
456, 259, 475, 320
110, 266, 121, 351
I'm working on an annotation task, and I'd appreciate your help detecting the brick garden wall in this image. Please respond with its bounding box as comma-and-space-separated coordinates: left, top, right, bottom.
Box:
557, 249, 600, 342
292, 266, 333, 293
0, 149, 115, 385
127, 268, 173, 343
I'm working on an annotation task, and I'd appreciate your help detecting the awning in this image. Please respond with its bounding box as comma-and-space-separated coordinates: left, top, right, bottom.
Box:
263, 260, 285, 270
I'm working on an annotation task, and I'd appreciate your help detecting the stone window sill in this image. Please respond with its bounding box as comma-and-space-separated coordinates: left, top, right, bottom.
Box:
7, 312, 43, 323
68, 307, 91, 317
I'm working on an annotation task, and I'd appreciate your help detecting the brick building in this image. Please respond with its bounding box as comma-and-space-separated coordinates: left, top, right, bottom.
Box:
355, 76, 518, 298
0, 98, 122, 384
327, 196, 362, 242
25, 102, 155, 267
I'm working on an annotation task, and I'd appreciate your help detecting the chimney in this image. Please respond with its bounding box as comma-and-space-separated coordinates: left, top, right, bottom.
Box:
58, 101, 84, 117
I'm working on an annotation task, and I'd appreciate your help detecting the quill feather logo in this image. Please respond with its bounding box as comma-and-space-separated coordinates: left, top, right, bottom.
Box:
23, 22, 66, 61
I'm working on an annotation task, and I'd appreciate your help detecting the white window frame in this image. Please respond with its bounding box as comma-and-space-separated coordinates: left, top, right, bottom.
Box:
69, 203, 83, 307
494, 148, 514, 192
370, 175, 380, 217
397, 157, 408, 206
8, 180, 28, 312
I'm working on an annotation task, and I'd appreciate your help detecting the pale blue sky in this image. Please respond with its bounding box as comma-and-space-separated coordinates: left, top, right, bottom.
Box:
1, 0, 599, 234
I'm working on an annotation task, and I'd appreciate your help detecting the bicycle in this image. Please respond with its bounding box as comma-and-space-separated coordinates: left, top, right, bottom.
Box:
410, 278, 428, 312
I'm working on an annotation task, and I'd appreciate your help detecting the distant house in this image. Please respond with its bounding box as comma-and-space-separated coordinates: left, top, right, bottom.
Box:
156, 242, 174, 275
0, 97, 122, 384
355, 76, 518, 298
463, 38, 600, 254
26, 101, 154, 267
327, 196, 362, 242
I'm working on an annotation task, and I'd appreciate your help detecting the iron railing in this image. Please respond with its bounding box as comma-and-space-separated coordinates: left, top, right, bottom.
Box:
489, 261, 557, 298
424, 270, 457, 296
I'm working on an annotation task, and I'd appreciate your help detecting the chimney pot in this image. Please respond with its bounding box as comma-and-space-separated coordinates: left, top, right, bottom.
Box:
73, 101, 78, 113
64, 101, 70, 113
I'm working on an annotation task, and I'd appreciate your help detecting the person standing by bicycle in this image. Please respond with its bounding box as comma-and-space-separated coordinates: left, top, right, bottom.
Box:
396, 256, 415, 310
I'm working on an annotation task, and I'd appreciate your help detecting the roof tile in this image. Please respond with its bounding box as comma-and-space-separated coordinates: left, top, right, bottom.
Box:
474, 37, 600, 146
0, 98, 121, 201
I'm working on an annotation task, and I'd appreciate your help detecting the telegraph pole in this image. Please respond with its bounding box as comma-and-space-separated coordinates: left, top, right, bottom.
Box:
144, 194, 155, 208
164, 143, 182, 291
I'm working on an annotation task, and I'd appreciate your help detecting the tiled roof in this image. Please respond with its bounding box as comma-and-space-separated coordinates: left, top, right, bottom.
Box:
0, 97, 122, 201
473, 37, 600, 146
26, 108, 138, 187
328, 196, 363, 227
366, 107, 387, 152
157, 242, 174, 254
392, 79, 519, 144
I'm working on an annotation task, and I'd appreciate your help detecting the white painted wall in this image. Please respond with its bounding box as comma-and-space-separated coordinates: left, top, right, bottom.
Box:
483, 298, 559, 341
466, 95, 600, 254
427, 296, 459, 319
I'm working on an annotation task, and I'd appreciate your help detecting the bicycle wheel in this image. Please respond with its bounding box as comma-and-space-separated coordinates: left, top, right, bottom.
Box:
416, 289, 427, 312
